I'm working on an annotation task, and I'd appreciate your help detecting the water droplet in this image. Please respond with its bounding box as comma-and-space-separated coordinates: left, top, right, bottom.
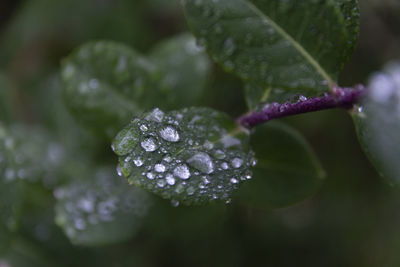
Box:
221, 135, 241, 148
223, 38, 236, 56
4, 168, 16, 181
175, 183, 185, 193
221, 162, 229, 170
157, 180, 166, 188
187, 186, 195, 195
141, 137, 158, 152
173, 164, 191, 179
74, 218, 86, 230
231, 158, 243, 168
230, 178, 239, 184
133, 158, 143, 167
77, 198, 94, 213
202, 176, 210, 185
146, 108, 164, 122
116, 166, 122, 176
213, 149, 226, 159
154, 163, 166, 173
299, 95, 307, 101
140, 124, 148, 132
203, 140, 214, 150
160, 126, 180, 142
163, 155, 172, 163
171, 199, 180, 207
166, 174, 176, 185
89, 79, 99, 89
187, 152, 214, 174
146, 172, 155, 180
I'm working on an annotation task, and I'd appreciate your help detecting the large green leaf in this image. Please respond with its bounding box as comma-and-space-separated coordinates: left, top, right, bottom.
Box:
55, 166, 152, 246
235, 122, 324, 208
353, 62, 400, 185
62, 34, 212, 138
182, 0, 360, 107
149, 33, 211, 109
61, 41, 160, 138
112, 107, 255, 205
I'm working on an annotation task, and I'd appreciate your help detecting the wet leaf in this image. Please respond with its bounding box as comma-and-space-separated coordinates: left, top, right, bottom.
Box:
182, 0, 359, 106
62, 34, 211, 138
353, 62, 400, 185
112, 107, 255, 205
235, 122, 324, 208
61, 41, 160, 138
149, 33, 211, 108
0, 123, 66, 188
55, 166, 152, 246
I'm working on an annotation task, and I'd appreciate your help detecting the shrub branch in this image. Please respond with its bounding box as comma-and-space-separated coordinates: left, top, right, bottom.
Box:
238, 85, 367, 129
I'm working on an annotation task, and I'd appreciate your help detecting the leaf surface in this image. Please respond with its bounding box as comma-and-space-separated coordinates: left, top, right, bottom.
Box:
55, 167, 152, 246
112, 107, 255, 205
353, 62, 400, 185
149, 33, 211, 108
235, 122, 324, 208
182, 0, 360, 107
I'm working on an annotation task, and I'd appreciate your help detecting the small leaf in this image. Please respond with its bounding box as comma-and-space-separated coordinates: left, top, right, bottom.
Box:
182, 0, 359, 105
149, 33, 211, 108
0, 123, 66, 187
55, 166, 152, 246
112, 107, 255, 205
353, 62, 400, 185
235, 122, 324, 208
61, 41, 160, 138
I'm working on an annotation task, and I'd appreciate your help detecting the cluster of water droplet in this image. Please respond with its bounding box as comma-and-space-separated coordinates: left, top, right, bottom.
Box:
112, 107, 256, 205
0, 124, 65, 188
54, 167, 151, 244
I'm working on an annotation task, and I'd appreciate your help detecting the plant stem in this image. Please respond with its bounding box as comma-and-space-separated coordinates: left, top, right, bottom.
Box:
238, 85, 367, 129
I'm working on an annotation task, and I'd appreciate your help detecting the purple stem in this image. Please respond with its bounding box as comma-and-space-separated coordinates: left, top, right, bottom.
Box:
238, 85, 367, 129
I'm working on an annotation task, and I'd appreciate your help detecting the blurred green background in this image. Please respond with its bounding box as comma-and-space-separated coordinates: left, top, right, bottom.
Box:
0, 0, 400, 266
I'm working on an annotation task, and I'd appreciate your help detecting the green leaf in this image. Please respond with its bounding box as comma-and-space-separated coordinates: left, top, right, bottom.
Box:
353, 62, 400, 185
149, 33, 211, 109
235, 122, 324, 208
61, 41, 160, 138
0, 123, 66, 187
55, 166, 152, 246
62, 34, 212, 138
112, 107, 255, 205
182, 0, 360, 106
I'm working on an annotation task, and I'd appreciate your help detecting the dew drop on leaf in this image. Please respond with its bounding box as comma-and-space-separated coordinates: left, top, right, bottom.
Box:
187, 152, 214, 174
231, 158, 243, 168
159, 126, 180, 142
141, 137, 158, 152
173, 164, 191, 180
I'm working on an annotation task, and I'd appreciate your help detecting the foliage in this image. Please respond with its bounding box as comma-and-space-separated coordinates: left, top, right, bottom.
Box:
1, 0, 400, 266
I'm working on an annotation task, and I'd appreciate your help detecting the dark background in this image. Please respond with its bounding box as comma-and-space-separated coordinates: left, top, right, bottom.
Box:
1, 0, 400, 266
